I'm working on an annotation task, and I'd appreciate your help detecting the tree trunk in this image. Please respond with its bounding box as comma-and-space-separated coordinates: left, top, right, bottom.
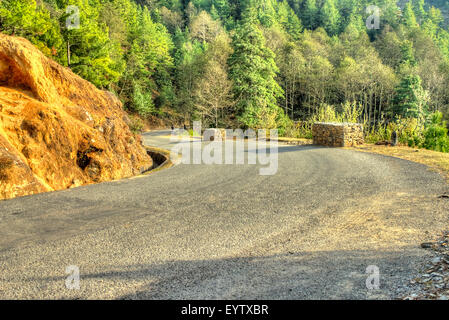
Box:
67, 40, 71, 68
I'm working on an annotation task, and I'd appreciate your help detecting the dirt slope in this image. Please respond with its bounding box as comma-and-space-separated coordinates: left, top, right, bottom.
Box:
0, 34, 152, 200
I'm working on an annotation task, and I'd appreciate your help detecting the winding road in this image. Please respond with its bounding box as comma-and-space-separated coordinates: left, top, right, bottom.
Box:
0, 130, 448, 299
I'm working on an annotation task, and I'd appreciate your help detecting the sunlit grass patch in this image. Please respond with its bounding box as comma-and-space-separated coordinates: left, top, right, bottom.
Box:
350, 144, 449, 180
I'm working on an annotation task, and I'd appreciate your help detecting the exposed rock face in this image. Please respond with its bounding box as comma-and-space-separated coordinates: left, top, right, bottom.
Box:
0, 34, 152, 200
312, 122, 364, 147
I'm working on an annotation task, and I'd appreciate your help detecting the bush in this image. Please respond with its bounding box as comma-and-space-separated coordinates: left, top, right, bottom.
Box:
275, 109, 294, 137
128, 115, 145, 134
365, 122, 391, 143
422, 112, 449, 153
285, 102, 363, 139
132, 83, 155, 118
365, 117, 424, 147
394, 117, 424, 147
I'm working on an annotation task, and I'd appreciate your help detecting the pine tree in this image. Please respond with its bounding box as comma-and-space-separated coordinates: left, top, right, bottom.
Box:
212, 0, 229, 15
412, 0, 426, 24
277, 1, 303, 40
320, 0, 341, 36
400, 40, 417, 67
121, 5, 173, 115
57, 0, 120, 88
210, 4, 219, 20
228, 7, 284, 129
302, 0, 318, 30
392, 74, 429, 121
0, 0, 63, 57
403, 1, 418, 28
422, 6, 443, 39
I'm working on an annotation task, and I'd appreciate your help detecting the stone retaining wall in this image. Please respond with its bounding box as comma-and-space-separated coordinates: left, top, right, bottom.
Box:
312, 122, 364, 147
202, 128, 229, 141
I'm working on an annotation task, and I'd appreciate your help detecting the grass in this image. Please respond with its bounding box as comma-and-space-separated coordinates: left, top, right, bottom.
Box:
349, 144, 449, 181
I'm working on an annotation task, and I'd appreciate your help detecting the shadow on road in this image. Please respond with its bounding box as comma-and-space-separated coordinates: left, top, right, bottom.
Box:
26, 248, 423, 300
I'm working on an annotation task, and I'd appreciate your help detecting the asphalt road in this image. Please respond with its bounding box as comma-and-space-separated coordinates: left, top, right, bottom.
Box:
0, 130, 448, 299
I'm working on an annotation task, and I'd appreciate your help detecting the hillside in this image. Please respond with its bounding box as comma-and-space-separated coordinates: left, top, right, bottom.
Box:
1, 0, 449, 153
399, 0, 449, 27
0, 34, 152, 200
426, 0, 449, 27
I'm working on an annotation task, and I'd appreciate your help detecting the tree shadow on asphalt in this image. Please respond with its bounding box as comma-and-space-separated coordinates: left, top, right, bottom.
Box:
27, 248, 426, 300
247, 145, 324, 155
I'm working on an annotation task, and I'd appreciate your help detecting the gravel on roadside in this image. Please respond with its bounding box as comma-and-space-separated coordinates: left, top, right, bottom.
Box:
402, 231, 449, 300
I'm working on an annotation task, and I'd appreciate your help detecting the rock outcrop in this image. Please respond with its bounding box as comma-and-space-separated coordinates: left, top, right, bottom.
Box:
0, 34, 152, 200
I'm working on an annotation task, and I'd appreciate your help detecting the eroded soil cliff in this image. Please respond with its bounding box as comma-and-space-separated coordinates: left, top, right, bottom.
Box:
0, 34, 152, 200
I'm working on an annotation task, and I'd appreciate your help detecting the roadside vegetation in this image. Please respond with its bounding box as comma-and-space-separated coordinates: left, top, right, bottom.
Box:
350, 144, 449, 179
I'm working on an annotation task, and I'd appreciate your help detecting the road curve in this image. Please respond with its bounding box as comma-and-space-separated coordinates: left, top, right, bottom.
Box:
0, 131, 448, 299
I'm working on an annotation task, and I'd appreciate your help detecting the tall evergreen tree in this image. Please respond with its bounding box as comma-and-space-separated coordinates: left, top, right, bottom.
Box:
392, 74, 429, 120
0, 0, 63, 57
319, 0, 341, 36
302, 0, 318, 30
57, 0, 121, 88
412, 0, 426, 24
403, 1, 418, 28
228, 7, 284, 129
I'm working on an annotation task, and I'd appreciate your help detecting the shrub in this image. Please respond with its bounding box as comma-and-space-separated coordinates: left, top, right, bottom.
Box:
128, 115, 145, 134
309, 102, 362, 124
422, 112, 449, 153
365, 117, 424, 147
275, 109, 294, 137
132, 83, 155, 118
285, 102, 363, 139
365, 122, 391, 143
394, 117, 425, 147
188, 129, 201, 137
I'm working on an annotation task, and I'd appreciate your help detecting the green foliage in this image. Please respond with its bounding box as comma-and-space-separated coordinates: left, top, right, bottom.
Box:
412, 0, 427, 24
0, 0, 63, 56
302, 0, 319, 30
364, 114, 449, 152
320, 0, 341, 36
422, 111, 449, 152
364, 117, 425, 147
128, 114, 145, 134
404, 1, 419, 28
310, 102, 362, 123
392, 75, 429, 122
229, 8, 284, 130
1, 0, 173, 116
122, 5, 174, 113
289, 102, 363, 139
132, 82, 155, 117
277, 0, 303, 39
55, 0, 121, 88
1, 0, 449, 155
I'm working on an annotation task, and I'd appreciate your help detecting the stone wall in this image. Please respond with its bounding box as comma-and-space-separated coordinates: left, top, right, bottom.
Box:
312, 122, 364, 147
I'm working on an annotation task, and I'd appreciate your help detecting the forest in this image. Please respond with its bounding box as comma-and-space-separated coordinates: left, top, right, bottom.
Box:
1, 0, 449, 151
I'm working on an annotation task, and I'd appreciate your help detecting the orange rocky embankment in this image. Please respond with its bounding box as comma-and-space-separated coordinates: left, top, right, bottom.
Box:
0, 34, 152, 200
